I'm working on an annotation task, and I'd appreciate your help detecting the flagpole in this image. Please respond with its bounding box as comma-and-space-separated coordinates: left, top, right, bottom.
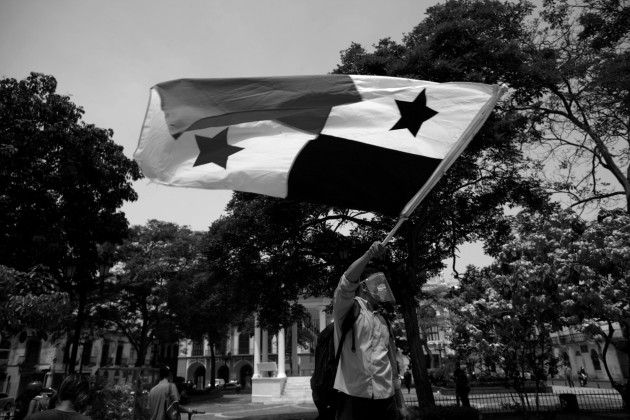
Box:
382, 217, 407, 245
381, 84, 506, 246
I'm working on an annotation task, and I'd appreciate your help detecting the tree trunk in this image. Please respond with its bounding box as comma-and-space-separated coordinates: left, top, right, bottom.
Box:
68, 288, 86, 374
135, 340, 147, 367
209, 338, 216, 390
399, 284, 435, 407
602, 322, 630, 411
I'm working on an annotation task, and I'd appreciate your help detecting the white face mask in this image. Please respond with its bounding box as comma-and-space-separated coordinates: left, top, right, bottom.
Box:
361, 272, 396, 303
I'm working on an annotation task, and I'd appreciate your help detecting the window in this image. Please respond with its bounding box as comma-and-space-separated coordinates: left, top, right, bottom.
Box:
81, 341, 93, 365
238, 334, 250, 355
101, 342, 110, 365
420, 323, 440, 342
0, 341, 10, 360
115, 344, 124, 365
192, 341, 204, 356
590, 349, 602, 370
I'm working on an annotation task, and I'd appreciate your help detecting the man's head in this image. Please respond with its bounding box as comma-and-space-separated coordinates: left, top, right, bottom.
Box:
58, 375, 90, 410
159, 365, 173, 380
358, 272, 395, 307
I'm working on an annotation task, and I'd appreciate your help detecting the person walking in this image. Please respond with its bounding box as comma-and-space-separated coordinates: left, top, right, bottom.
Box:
403, 367, 412, 394
14, 382, 44, 420
578, 367, 588, 387
148, 366, 197, 420
333, 241, 407, 420
564, 366, 574, 388
453, 365, 471, 407
23, 375, 90, 420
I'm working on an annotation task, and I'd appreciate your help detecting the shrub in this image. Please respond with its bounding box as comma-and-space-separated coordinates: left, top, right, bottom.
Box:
89, 383, 149, 420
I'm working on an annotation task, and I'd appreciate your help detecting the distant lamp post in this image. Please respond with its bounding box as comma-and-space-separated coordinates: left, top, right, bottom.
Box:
437, 342, 445, 367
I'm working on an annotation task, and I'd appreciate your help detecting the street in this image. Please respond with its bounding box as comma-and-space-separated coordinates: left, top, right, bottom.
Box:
184, 393, 318, 420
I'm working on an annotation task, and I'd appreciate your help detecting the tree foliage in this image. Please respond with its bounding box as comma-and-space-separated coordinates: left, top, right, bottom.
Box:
512, 0, 630, 211
329, 0, 550, 405
452, 207, 630, 405
0, 265, 71, 338
0, 72, 142, 276
93, 220, 205, 367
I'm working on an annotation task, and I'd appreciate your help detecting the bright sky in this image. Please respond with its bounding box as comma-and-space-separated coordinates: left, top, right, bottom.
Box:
0, 0, 493, 274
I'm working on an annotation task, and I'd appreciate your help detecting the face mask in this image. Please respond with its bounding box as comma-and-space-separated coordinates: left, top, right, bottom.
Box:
361, 272, 396, 303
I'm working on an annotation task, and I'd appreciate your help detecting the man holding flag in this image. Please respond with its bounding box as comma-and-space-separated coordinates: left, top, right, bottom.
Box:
333, 241, 406, 420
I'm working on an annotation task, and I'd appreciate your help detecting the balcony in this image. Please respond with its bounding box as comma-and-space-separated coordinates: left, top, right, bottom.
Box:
552, 331, 587, 345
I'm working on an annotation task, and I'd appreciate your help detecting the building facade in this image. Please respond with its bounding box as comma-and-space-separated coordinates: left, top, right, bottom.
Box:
0, 329, 177, 398
176, 296, 333, 389
550, 324, 629, 384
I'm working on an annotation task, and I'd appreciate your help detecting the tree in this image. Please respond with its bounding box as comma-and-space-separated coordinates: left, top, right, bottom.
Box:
451, 262, 563, 415
93, 220, 205, 367
0, 72, 142, 372
198, 0, 552, 408
454, 208, 630, 407
330, 0, 549, 406
169, 264, 250, 390
0, 72, 141, 272
510, 0, 630, 211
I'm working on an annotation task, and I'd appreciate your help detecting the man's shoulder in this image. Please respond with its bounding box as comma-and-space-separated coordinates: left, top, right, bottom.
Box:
149, 381, 170, 394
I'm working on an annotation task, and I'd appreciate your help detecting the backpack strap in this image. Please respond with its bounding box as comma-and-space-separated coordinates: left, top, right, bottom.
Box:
335, 300, 360, 365
382, 314, 400, 378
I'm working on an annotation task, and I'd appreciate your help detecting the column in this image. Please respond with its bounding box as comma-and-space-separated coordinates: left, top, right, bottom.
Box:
277, 328, 286, 378
291, 323, 298, 376
319, 307, 327, 332
262, 330, 268, 363
253, 315, 261, 378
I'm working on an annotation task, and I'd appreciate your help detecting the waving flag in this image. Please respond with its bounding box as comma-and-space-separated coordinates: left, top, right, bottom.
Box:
135, 75, 502, 216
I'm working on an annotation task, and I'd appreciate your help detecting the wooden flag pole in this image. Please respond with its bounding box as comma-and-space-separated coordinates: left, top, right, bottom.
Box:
382, 217, 408, 246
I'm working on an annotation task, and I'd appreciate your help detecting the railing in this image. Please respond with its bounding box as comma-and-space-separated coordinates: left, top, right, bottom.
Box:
551, 332, 587, 345
403, 388, 626, 414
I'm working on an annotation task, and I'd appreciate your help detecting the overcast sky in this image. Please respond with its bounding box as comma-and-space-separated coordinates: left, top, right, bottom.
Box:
0, 0, 493, 275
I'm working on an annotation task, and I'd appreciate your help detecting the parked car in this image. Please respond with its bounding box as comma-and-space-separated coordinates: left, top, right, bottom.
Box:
207, 379, 225, 389
221, 381, 241, 393
0, 392, 14, 411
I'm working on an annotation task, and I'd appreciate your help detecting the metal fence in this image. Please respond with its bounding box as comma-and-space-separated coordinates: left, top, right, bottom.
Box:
403, 388, 626, 415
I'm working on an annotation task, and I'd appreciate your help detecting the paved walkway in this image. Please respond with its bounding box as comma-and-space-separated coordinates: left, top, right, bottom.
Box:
185, 393, 317, 420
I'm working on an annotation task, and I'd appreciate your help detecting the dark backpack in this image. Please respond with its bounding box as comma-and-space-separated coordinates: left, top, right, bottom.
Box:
310, 301, 359, 420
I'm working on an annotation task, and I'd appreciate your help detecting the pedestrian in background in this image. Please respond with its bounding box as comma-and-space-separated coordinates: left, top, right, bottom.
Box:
564, 366, 574, 388
403, 367, 412, 394
24, 375, 90, 420
148, 366, 197, 420
453, 365, 470, 407
14, 381, 44, 420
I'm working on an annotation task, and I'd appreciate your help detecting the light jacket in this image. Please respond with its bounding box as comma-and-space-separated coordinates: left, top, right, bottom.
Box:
333, 274, 398, 399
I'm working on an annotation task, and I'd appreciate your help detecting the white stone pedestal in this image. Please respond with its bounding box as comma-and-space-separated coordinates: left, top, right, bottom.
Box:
251, 377, 287, 403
